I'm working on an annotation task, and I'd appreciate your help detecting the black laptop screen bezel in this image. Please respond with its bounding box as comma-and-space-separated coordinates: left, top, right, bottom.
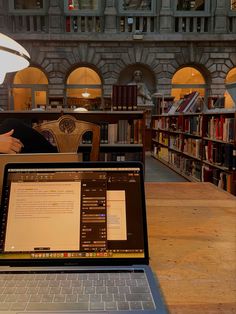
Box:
0, 161, 149, 267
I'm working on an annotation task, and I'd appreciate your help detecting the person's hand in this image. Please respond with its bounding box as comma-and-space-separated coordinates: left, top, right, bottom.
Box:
0, 129, 24, 154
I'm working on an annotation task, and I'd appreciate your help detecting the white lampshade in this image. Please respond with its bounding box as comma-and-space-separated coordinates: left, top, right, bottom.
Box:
82, 88, 90, 98
0, 33, 30, 84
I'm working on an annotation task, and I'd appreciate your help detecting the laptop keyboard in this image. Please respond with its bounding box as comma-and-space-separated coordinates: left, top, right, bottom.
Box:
0, 271, 156, 312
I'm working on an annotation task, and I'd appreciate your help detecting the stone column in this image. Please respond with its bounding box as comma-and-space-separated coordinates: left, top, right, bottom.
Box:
214, 0, 227, 33
48, 0, 63, 34
159, 0, 173, 33
104, 0, 117, 33
0, 0, 8, 33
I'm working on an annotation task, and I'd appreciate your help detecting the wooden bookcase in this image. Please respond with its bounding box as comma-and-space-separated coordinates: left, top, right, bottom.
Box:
151, 111, 236, 195
0, 110, 146, 164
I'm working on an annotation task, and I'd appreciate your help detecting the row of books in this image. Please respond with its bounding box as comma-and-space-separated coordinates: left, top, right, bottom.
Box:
153, 117, 170, 130
82, 120, 143, 145
174, 91, 200, 113
202, 165, 235, 194
182, 115, 202, 135
112, 85, 138, 111
168, 151, 202, 181
154, 132, 168, 146
164, 92, 203, 114
152, 146, 169, 162
169, 135, 201, 159
206, 116, 235, 142
153, 149, 235, 191
203, 142, 236, 170
157, 134, 235, 166
153, 114, 235, 141
182, 138, 202, 159
153, 115, 199, 133
152, 148, 202, 181
99, 151, 143, 162
82, 151, 143, 162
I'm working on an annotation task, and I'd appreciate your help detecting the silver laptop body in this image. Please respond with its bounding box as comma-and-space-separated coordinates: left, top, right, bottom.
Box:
0, 161, 168, 314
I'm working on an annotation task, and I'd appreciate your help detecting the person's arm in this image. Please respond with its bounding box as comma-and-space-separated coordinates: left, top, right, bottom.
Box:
0, 129, 24, 154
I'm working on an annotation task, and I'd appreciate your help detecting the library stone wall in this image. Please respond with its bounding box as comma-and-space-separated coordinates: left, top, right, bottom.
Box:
0, 0, 236, 109
1, 39, 236, 110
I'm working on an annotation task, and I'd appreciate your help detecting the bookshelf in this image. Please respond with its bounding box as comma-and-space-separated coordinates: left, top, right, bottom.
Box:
151, 111, 236, 195
48, 97, 64, 110
0, 110, 146, 164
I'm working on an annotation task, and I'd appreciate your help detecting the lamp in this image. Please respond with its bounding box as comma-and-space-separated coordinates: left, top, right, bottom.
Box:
0, 33, 30, 84
82, 88, 90, 98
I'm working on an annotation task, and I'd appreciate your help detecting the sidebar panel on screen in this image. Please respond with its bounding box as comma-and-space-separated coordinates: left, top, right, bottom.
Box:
80, 179, 107, 252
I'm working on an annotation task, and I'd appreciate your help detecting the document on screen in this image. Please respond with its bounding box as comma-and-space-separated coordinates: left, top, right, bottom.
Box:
5, 181, 81, 252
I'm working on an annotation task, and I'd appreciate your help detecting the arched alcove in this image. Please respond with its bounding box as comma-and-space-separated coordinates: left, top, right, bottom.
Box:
172, 66, 206, 100
118, 64, 156, 95
66, 67, 102, 110
12, 67, 48, 110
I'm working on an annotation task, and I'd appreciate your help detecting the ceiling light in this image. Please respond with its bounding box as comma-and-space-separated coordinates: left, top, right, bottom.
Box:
82, 89, 90, 98
0, 33, 30, 84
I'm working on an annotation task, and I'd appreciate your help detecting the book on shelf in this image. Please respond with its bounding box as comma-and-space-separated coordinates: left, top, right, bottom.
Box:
108, 123, 118, 144
160, 97, 175, 114
183, 115, 201, 135
207, 96, 225, 109
167, 101, 180, 114
100, 122, 109, 144
152, 111, 236, 195
203, 141, 235, 169
99, 151, 142, 162
112, 85, 137, 111
183, 138, 201, 159
175, 92, 199, 113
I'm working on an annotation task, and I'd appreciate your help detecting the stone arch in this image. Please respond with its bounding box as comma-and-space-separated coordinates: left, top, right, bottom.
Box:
224, 67, 236, 108
172, 63, 210, 85
11, 66, 48, 110
66, 63, 103, 85
65, 64, 103, 110
171, 64, 209, 103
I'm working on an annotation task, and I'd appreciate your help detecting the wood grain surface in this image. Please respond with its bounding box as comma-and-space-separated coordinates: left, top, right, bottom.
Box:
145, 182, 236, 314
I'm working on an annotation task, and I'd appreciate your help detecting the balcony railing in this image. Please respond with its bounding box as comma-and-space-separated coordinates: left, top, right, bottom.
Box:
65, 16, 103, 33
6, 12, 235, 35
10, 15, 48, 33
119, 16, 157, 33
175, 15, 211, 33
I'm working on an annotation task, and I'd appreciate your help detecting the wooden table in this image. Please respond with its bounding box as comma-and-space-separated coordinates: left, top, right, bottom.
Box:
145, 182, 236, 314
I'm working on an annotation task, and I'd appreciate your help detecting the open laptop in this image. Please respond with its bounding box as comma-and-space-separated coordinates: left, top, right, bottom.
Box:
0, 161, 168, 313
0, 153, 81, 196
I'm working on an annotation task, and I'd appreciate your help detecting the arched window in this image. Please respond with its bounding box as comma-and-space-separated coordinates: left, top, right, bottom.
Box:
171, 66, 206, 101
225, 68, 236, 109
66, 67, 102, 110
12, 67, 48, 110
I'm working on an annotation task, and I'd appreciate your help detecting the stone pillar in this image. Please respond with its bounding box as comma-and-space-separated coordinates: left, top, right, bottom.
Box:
104, 0, 117, 33
48, 0, 63, 34
214, 0, 227, 33
0, 0, 8, 33
159, 0, 173, 33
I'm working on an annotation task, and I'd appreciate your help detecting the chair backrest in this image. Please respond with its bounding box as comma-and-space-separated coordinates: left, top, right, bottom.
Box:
33, 115, 100, 161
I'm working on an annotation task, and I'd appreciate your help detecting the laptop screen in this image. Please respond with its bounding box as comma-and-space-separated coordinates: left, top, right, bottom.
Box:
0, 162, 148, 266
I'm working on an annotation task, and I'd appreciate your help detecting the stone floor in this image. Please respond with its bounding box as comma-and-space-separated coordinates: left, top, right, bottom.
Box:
145, 152, 187, 182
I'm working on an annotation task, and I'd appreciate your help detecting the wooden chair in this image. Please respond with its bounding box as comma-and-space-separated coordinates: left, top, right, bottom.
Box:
33, 115, 100, 161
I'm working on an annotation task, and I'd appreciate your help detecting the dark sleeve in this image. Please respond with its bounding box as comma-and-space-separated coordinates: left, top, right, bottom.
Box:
0, 118, 58, 153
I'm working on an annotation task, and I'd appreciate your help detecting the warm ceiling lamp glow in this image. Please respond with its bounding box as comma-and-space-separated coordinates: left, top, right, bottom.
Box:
82, 89, 90, 98
0, 33, 30, 84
